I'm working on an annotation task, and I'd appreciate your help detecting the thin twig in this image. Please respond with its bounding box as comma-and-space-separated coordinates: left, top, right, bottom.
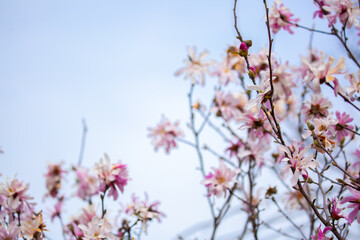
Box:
262, 222, 302, 240
271, 197, 307, 239
77, 119, 88, 166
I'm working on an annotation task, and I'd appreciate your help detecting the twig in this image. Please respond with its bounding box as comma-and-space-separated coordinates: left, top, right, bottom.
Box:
326, 83, 360, 113
77, 119, 88, 166
271, 197, 307, 239
262, 222, 302, 240
188, 84, 216, 219
233, 0, 251, 71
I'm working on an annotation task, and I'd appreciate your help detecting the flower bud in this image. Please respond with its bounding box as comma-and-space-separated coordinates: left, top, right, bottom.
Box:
239, 42, 248, 57
244, 40, 252, 48
306, 121, 315, 131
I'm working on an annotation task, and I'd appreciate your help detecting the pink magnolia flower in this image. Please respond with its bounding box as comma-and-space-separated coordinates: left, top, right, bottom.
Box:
345, 69, 360, 99
280, 144, 318, 186
323, 0, 360, 28
212, 56, 241, 85
303, 55, 346, 94
74, 166, 99, 200
238, 110, 272, 140
148, 117, 184, 154
95, 154, 130, 200
331, 111, 354, 142
79, 216, 114, 240
238, 138, 269, 168
329, 197, 348, 221
269, 0, 300, 34
175, 46, 213, 86
245, 77, 272, 114
301, 94, 332, 120
201, 160, 240, 198
0, 221, 21, 240
44, 162, 67, 198
0, 177, 34, 214
124, 193, 165, 233
21, 211, 48, 239
302, 115, 337, 153
225, 140, 243, 158
340, 188, 360, 224
248, 48, 272, 73
211, 91, 242, 121
311, 225, 332, 240
349, 150, 360, 178
50, 196, 64, 222
313, 0, 331, 19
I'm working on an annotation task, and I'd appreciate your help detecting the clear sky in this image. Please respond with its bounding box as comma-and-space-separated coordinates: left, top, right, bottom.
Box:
0, 0, 355, 239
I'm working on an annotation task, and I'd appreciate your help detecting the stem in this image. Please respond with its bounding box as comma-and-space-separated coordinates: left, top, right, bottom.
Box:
271, 197, 307, 239
58, 215, 67, 240
101, 188, 108, 218
233, 0, 250, 71
77, 119, 88, 166
326, 83, 360, 113
188, 84, 216, 219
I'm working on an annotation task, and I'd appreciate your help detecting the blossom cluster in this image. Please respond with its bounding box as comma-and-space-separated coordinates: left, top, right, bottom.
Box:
148, 0, 360, 239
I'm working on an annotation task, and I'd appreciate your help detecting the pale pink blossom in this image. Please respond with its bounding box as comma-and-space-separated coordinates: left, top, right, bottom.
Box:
303, 55, 346, 94
79, 216, 114, 240
201, 160, 239, 198
313, 0, 331, 19
211, 91, 242, 121
175, 46, 213, 86
21, 212, 48, 239
345, 69, 360, 99
340, 188, 360, 224
50, 197, 64, 222
0, 177, 34, 214
302, 115, 337, 153
245, 77, 272, 114
331, 111, 354, 142
280, 144, 318, 186
248, 48, 272, 73
213, 56, 240, 85
349, 150, 360, 178
125, 193, 165, 233
148, 117, 184, 153
329, 197, 348, 221
238, 110, 272, 140
264, 60, 295, 98
301, 94, 332, 120
311, 225, 332, 240
44, 162, 67, 198
269, 0, 300, 34
0, 221, 21, 240
225, 140, 243, 158
323, 0, 360, 28
238, 138, 269, 168
74, 167, 99, 200
95, 154, 130, 200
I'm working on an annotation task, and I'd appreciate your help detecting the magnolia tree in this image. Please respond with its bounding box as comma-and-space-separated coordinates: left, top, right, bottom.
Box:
1, 0, 360, 239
